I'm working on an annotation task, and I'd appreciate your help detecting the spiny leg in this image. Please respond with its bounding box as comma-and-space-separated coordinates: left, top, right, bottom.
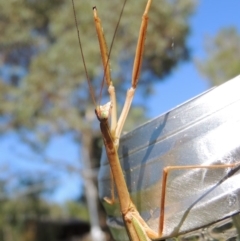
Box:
159, 161, 240, 236
93, 0, 152, 203
93, 7, 117, 134
93, 0, 153, 146
93, 2, 130, 204
115, 0, 152, 144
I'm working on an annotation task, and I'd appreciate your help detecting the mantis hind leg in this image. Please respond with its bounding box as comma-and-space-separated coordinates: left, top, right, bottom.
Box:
159, 161, 240, 236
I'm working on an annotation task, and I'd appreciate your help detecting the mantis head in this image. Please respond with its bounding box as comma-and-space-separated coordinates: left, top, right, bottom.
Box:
95, 102, 112, 121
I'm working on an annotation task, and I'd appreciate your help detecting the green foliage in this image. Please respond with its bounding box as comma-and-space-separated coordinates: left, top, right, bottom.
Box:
0, 197, 87, 241
196, 28, 240, 86
65, 201, 90, 222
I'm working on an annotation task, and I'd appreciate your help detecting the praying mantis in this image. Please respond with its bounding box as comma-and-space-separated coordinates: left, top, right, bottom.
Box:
71, 0, 240, 240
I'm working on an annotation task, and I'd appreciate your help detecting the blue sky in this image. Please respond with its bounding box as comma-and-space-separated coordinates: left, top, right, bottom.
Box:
0, 1, 240, 203
148, 0, 240, 118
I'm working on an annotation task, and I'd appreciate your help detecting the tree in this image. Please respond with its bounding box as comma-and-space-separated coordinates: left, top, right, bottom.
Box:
196, 28, 240, 86
0, 0, 196, 239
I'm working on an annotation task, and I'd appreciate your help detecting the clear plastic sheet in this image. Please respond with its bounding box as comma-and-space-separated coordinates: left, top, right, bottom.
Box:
99, 75, 240, 240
